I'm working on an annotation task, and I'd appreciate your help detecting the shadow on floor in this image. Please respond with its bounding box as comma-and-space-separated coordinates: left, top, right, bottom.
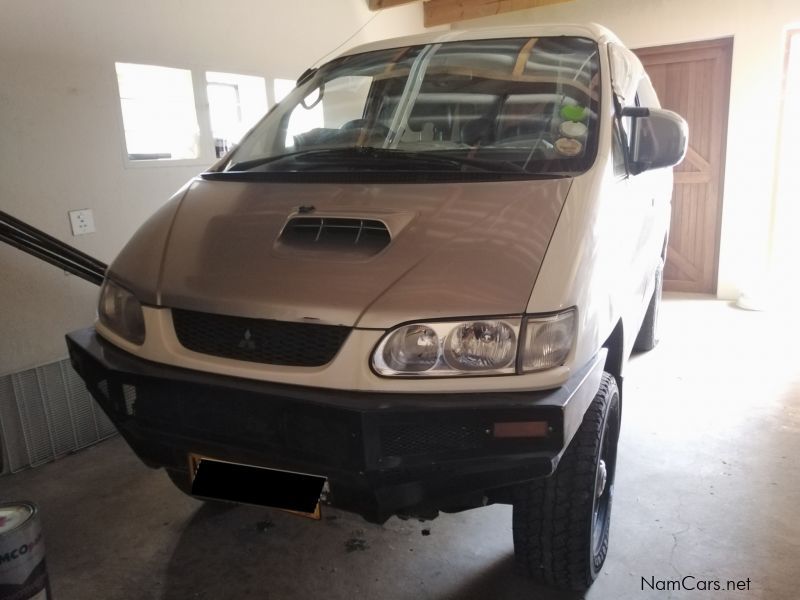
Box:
438, 554, 585, 600
161, 502, 584, 600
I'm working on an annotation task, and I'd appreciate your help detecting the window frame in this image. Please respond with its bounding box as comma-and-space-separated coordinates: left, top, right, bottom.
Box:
114, 63, 273, 169
612, 118, 629, 179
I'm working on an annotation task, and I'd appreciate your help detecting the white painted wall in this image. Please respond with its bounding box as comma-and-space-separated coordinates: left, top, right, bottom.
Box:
0, 0, 428, 375
455, 0, 800, 300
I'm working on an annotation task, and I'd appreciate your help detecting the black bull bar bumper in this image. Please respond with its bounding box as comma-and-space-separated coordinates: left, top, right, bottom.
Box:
66, 328, 605, 522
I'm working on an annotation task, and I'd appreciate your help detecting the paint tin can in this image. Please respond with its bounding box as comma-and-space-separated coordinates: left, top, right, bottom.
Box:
0, 502, 52, 600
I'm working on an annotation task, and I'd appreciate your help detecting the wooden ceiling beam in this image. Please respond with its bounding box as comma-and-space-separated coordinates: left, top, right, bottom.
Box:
367, 0, 419, 10
423, 0, 574, 27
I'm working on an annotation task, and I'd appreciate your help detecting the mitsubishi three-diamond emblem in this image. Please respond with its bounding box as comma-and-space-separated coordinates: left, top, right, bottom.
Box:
238, 329, 256, 350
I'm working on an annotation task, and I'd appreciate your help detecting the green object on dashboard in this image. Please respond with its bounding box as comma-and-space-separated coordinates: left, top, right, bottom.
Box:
560, 105, 587, 122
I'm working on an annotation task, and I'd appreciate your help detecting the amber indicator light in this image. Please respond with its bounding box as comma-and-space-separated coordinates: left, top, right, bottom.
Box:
493, 421, 549, 438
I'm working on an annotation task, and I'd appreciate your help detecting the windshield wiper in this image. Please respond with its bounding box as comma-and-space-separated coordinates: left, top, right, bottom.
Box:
293, 147, 490, 171
227, 147, 476, 172
226, 147, 531, 174
354, 149, 567, 175
225, 150, 319, 172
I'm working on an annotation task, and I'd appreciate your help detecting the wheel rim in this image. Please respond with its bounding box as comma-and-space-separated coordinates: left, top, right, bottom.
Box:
591, 402, 619, 559
596, 460, 608, 499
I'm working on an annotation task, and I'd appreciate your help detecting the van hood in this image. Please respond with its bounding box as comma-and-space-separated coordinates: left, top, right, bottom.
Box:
110, 177, 571, 329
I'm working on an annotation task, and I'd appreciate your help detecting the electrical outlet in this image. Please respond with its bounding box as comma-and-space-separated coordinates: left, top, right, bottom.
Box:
68, 209, 95, 236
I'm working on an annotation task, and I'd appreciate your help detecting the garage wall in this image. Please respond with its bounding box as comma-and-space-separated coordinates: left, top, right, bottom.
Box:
0, 0, 429, 376
455, 0, 800, 300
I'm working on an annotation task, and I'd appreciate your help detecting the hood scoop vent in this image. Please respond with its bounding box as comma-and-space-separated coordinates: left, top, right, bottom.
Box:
277, 217, 391, 257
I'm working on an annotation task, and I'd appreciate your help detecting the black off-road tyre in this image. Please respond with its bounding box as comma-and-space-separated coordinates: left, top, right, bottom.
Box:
634, 259, 664, 352
512, 373, 621, 591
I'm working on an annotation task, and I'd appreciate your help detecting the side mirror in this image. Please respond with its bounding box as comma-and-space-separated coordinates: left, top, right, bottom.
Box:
626, 108, 688, 175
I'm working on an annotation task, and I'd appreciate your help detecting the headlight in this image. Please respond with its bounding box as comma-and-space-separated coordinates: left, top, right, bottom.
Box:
373, 318, 520, 376
380, 324, 440, 372
519, 309, 576, 372
443, 321, 517, 371
372, 309, 576, 377
98, 279, 145, 344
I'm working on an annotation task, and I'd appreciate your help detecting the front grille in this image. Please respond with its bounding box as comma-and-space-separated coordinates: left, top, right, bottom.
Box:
172, 309, 351, 367
278, 217, 391, 256
380, 422, 491, 457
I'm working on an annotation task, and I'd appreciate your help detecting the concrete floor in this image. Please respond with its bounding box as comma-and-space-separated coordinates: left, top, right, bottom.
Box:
3, 296, 799, 599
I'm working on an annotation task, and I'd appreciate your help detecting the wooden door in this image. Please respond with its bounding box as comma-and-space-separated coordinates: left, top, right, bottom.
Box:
635, 39, 732, 293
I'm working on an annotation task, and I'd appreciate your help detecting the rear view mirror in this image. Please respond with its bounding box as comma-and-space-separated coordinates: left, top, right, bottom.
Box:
628, 108, 688, 175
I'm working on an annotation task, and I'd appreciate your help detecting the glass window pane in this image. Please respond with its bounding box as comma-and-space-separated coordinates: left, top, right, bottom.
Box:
115, 63, 200, 160
280, 76, 371, 148
229, 38, 601, 178
206, 72, 268, 157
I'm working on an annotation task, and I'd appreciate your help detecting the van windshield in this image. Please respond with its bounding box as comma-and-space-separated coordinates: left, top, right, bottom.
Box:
215, 37, 601, 182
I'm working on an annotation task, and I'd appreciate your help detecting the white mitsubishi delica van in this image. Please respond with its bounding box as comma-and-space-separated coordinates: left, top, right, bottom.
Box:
67, 23, 687, 591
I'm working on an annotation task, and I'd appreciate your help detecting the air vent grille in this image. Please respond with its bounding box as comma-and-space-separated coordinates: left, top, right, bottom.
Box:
379, 423, 489, 457
278, 217, 390, 255
0, 359, 117, 473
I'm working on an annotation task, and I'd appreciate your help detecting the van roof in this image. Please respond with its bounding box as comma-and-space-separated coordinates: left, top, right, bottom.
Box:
340, 22, 621, 59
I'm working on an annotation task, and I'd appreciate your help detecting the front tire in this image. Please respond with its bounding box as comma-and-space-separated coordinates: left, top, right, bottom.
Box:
512, 373, 621, 591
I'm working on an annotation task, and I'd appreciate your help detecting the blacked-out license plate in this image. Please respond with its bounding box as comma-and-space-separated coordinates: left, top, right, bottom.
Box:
189, 455, 326, 518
